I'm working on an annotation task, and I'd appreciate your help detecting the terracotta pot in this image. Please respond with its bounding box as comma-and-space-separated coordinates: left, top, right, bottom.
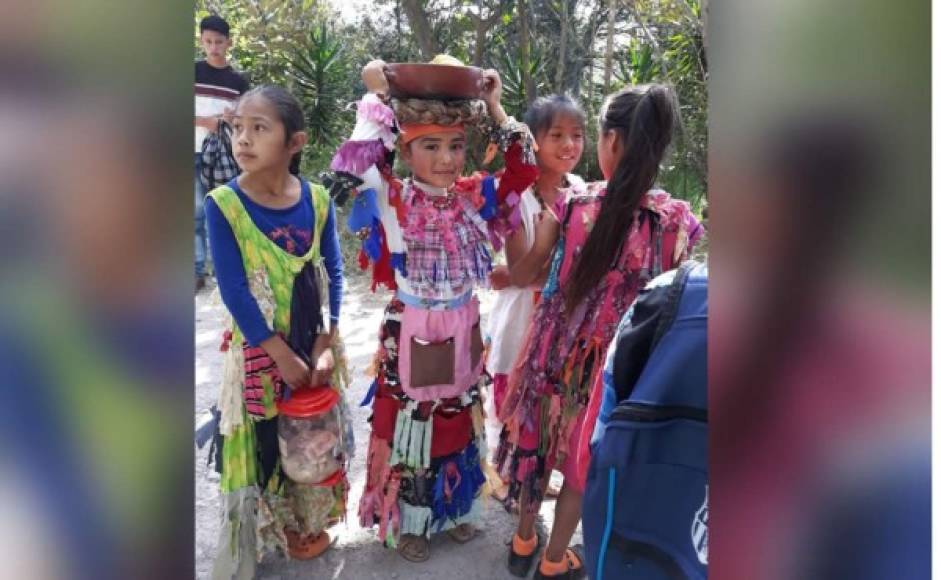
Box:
386, 63, 484, 100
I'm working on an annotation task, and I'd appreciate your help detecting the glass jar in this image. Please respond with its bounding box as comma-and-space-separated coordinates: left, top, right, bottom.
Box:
277, 386, 343, 485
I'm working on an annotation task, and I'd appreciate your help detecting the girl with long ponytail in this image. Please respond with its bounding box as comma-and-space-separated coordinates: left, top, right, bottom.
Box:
496, 84, 703, 579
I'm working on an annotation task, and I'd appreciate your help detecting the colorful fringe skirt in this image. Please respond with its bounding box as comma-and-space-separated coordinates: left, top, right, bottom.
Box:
358, 298, 492, 548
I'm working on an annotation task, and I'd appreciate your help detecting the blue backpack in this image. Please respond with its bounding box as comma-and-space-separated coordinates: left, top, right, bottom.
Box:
583, 261, 707, 580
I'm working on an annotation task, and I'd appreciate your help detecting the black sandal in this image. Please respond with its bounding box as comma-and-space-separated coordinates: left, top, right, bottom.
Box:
532, 545, 586, 580
507, 533, 541, 578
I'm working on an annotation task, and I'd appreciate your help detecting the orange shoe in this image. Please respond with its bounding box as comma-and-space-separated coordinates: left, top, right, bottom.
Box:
285, 529, 331, 560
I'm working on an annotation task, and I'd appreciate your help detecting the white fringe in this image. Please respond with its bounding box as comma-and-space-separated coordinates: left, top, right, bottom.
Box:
216, 269, 277, 435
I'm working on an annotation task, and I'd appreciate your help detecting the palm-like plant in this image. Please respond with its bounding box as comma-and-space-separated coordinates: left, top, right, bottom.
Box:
287, 22, 353, 148
615, 41, 657, 86
495, 42, 549, 118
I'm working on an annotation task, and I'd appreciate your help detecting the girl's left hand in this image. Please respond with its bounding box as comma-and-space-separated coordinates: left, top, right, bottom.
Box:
310, 334, 335, 386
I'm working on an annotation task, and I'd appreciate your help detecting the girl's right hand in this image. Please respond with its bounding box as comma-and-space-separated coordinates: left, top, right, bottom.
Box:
490, 265, 510, 290
275, 351, 311, 391
362, 59, 389, 96
261, 334, 311, 390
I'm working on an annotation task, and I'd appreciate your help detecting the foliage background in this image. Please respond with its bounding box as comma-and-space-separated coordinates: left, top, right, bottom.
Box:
195, 0, 708, 240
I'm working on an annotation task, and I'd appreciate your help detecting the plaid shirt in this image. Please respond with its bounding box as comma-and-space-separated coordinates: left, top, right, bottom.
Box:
200, 121, 240, 191
401, 183, 491, 299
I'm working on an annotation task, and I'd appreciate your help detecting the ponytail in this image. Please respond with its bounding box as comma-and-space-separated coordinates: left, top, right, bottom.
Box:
564, 84, 679, 311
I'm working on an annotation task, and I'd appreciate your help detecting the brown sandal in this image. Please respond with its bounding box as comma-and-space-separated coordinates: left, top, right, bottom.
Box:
492, 485, 520, 515
446, 523, 477, 544
397, 533, 431, 563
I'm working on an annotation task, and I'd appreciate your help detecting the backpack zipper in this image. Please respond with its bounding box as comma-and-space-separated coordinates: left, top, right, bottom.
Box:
610, 402, 707, 423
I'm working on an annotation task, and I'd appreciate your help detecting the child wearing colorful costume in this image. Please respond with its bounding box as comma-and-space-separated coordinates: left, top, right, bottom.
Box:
328, 56, 538, 562
495, 85, 704, 579
206, 86, 353, 579
486, 95, 587, 508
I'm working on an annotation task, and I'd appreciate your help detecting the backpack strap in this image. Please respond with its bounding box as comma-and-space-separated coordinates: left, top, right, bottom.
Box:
649, 260, 698, 351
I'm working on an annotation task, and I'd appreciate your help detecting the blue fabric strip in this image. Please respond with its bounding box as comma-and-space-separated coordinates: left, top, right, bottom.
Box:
479, 175, 497, 221
395, 289, 472, 311
360, 379, 377, 407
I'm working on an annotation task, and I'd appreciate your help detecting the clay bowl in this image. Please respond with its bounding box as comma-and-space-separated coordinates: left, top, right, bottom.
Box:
385, 63, 484, 100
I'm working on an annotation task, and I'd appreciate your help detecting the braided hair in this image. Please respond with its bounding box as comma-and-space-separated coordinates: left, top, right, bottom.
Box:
392, 98, 489, 127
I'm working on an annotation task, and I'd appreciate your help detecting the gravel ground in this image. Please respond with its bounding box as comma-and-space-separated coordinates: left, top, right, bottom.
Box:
194, 276, 576, 579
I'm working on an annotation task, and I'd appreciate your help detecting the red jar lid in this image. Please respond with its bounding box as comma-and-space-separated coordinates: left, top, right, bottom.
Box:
310, 469, 344, 487
277, 386, 340, 418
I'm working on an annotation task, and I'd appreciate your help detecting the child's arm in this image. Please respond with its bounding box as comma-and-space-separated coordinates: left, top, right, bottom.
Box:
311, 200, 344, 385
491, 208, 561, 289
321, 200, 344, 333
478, 69, 540, 248
503, 209, 560, 287
195, 108, 234, 132
206, 197, 311, 389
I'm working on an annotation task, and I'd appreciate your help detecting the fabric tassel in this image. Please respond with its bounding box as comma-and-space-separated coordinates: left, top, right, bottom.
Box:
541, 239, 565, 298
358, 488, 382, 529
515, 455, 537, 483
478, 175, 498, 221
378, 471, 401, 546
538, 396, 551, 456
370, 223, 397, 292
390, 252, 407, 277
330, 140, 387, 175
217, 269, 275, 435
393, 413, 431, 470
390, 411, 407, 466
358, 248, 370, 271
480, 459, 502, 500
287, 261, 326, 368
360, 380, 378, 407
408, 420, 424, 468
363, 219, 383, 261
359, 435, 391, 527
347, 188, 381, 233
217, 335, 245, 436
399, 502, 433, 538
211, 487, 259, 580
431, 443, 486, 530
422, 418, 432, 469
470, 403, 486, 439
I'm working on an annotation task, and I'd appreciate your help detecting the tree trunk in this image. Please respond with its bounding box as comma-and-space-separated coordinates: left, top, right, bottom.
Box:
474, 0, 487, 66
555, 0, 568, 92
587, 48, 594, 107
518, 0, 536, 104
701, 0, 708, 69
402, 0, 439, 61
474, 0, 506, 67
603, 0, 617, 94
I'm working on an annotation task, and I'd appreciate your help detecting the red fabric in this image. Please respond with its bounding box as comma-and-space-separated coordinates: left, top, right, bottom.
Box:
492, 373, 510, 417
379, 165, 407, 224
370, 223, 397, 292
358, 248, 369, 271
452, 172, 487, 209
575, 369, 606, 490
430, 406, 473, 458
496, 142, 539, 203
371, 396, 401, 442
